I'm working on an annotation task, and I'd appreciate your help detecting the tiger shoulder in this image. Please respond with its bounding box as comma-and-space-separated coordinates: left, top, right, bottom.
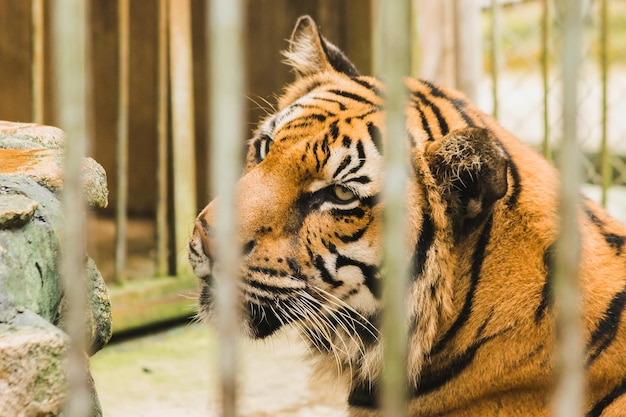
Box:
189, 14, 626, 417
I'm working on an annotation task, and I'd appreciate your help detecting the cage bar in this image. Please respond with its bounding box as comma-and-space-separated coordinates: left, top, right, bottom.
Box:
168, 0, 197, 277
52, 0, 90, 415
489, 0, 501, 120
599, 0, 609, 206
207, 1, 245, 416
114, 0, 130, 284
373, 0, 411, 415
553, 0, 584, 416
541, 0, 552, 160
31, 0, 44, 124
156, 0, 170, 277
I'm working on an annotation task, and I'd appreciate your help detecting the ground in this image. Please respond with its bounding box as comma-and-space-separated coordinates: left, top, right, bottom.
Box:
91, 323, 347, 417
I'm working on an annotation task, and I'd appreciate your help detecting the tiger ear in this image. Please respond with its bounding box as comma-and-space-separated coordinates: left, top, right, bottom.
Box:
283, 15, 359, 78
424, 128, 509, 232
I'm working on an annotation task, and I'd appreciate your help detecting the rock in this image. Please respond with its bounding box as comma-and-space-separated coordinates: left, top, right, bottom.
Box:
0, 121, 111, 417
0, 175, 112, 352
0, 194, 38, 228
0, 121, 65, 150
0, 309, 68, 417
0, 148, 109, 209
0, 120, 109, 209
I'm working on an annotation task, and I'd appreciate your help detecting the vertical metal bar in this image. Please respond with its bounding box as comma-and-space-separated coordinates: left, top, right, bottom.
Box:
156, 0, 169, 277
553, 0, 584, 416
541, 0, 552, 160
600, 0, 609, 206
410, 0, 420, 77
373, 0, 411, 416
168, 0, 197, 277
489, 0, 500, 120
452, 0, 481, 102
31, 0, 45, 124
115, 0, 130, 284
52, 0, 89, 416
208, 1, 245, 417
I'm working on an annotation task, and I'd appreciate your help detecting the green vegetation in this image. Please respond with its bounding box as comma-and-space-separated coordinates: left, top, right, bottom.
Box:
482, 1, 626, 72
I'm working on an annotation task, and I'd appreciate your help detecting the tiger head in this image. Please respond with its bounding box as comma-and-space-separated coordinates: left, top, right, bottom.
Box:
189, 14, 508, 378
190, 14, 626, 416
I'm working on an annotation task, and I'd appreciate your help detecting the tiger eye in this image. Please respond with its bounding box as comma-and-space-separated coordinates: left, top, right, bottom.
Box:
333, 185, 356, 202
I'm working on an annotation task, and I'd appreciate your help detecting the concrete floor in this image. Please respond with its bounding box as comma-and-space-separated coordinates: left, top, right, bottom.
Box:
90, 323, 347, 417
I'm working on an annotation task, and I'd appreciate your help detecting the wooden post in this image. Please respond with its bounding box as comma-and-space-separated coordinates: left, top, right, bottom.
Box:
373, 0, 411, 415
553, 0, 584, 416
452, 0, 481, 102
52, 0, 89, 415
156, 0, 170, 277
115, 0, 130, 284
208, 2, 245, 417
168, 0, 197, 277
31, 0, 44, 124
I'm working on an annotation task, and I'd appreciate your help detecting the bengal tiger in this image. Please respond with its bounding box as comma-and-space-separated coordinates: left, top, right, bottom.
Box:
189, 15, 626, 416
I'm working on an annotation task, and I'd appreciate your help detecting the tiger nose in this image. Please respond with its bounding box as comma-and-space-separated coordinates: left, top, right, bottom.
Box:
194, 219, 216, 261
193, 218, 258, 260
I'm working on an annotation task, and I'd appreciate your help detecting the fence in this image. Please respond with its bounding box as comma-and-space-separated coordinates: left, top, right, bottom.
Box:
1, 0, 620, 415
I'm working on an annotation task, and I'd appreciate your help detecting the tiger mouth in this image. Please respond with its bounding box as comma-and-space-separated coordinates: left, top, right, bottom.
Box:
197, 269, 310, 339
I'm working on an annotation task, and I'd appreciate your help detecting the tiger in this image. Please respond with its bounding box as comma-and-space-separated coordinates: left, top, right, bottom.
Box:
189, 15, 626, 416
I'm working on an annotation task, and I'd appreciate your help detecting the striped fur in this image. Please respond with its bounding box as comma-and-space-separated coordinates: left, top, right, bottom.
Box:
189, 15, 626, 416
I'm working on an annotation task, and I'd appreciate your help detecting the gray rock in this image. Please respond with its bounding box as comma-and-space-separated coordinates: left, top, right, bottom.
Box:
0, 309, 68, 417
0, 121, 66, 150
0, 194, 38, 228
0, 175, 112, 351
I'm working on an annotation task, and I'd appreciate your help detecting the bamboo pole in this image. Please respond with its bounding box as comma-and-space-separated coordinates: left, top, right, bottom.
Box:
168, 0, 197, 277
115, 0, 130, 284
156, 0, 170, 277
452, 0, 481, 102
489, 0, 500, 120
600, 0, 609, 206
541, 0, 552, 160
373, 0, 411, 415
207, 1, 245, 417
52, 0, 89, 415
553, 0, 584, 416
31, 0, 45, 124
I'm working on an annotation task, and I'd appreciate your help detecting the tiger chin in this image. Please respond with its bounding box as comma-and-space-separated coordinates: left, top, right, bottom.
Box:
189, 15, 626, 417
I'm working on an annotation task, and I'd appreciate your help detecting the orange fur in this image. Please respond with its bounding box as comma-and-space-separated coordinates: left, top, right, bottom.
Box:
189, 15, 626, 416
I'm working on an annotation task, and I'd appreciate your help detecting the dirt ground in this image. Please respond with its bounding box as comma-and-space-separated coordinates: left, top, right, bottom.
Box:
91, 323, 347, 417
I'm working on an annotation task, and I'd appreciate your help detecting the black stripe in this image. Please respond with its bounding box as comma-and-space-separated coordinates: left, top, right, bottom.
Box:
343, 140, 366, 178
584, 201, 626, 255
586, 376, 626, 417
416, 315, 494, 396
311, 96, 347, 110
335, 225, 368, 243
329, 120, 340, 139
420, 79, 477, 128
351, 77, 383, 98
329, 89, 378, 108
410, 213, 436, 279
535, 243, 556, 323
367, 122, 383, 154
333, 155, 352, 179
505, 157, 522, 210
431, 214, 493, 354
330, 206, 366, 219
587, 286, 626, 366
248, 266, 290, 278
336, 255, 380, 298
313, 255, 343, 288
348, 380, 379, 409
411, 102, 434, 141
412, 90, 449, 137
347, 176, 371, 184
